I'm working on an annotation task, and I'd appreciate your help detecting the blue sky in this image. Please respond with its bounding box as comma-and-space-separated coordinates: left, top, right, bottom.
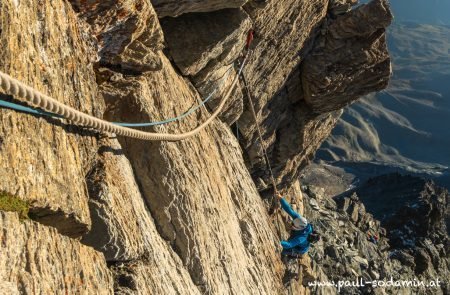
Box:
360, 0, 450, 25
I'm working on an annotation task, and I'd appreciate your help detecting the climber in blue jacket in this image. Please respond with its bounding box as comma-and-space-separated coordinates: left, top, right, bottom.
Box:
279, 195, 314, 256
277, 193, 319, 285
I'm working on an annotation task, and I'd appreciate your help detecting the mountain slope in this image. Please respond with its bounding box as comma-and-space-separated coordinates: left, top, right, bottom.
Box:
317, 22, 450, 188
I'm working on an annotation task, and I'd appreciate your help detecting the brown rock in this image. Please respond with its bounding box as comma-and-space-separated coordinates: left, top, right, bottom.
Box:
0, 212, 113, 294
237, 0, 333, 190
112, 260, 200, 295
80, 138, 200, 294
81, 138, 155, 261
68, 0, 164, 73
101, 53, 284, 293
161, 8, 251, 124
151, 0, 248, 18
0, 0, 104, 237
302, 0, 393, 113
329, 0, 359, 16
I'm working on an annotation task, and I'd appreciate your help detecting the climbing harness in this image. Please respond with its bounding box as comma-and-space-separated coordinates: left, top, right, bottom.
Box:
0, 53, 248, 141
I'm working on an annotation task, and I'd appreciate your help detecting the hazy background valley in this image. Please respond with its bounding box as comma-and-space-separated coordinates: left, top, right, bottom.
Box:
313, 0, 450, 191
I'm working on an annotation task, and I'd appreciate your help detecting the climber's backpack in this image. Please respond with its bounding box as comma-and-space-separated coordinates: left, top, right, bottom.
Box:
308, 230, 321, 244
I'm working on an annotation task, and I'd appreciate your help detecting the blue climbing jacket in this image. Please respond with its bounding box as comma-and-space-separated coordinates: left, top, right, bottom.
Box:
280, 198, 313, 255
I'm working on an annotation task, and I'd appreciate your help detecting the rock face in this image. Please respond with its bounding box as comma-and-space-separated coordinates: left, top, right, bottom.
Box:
1, 0, 394, 293
235, 0, 393, 193
0, 211, 113, 294
101, 54, 283, 294
0, 0, 102, 237
81, 138, 157, 261
301, 173, 449, 294
160, 8, 251, 124
68, 0, 164, 73
151, 0, 248, 17
302, 0, 393, 113
80, 137, 200, 294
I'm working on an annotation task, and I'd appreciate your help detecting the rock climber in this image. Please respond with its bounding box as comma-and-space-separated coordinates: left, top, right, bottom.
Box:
276, 193, 320, 285
367, 233, 379, 245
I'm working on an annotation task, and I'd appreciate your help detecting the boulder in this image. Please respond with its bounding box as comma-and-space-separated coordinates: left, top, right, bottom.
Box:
352, 256, 369, 269
325, 245, 339, 259
414, 249, 432, 274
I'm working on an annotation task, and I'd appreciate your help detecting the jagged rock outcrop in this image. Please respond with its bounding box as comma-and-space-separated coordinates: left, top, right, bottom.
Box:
301, 173, 449, 294
236, 0, 393, 193
1, 0, 395, 293
68, 0, 164, 73
0, 211, 113, 294
151, 0, 248, 18
302, 0, 393, 113
160, 8, 251, 124
0, 0, 103, 237
353, 173, 449, 248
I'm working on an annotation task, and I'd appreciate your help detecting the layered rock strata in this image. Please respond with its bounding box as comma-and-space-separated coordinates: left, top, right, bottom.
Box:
0, 211, 113, 294
0, 0, 103, 237
0, 0, 395, 293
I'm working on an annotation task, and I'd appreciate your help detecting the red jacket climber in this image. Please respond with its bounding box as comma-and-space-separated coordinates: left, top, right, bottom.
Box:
245, 29, 254, 50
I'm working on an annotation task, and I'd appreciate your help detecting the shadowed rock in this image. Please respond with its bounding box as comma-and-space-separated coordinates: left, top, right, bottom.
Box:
161, 8, 251, 124
302, 0, 393, 113
151, 0, 248, 17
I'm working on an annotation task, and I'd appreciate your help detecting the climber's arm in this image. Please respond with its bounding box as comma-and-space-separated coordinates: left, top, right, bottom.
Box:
280, 197, 301, 219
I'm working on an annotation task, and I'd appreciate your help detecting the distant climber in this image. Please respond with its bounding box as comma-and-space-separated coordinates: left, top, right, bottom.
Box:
367, 233, 379, 245
277, 193, 320, 286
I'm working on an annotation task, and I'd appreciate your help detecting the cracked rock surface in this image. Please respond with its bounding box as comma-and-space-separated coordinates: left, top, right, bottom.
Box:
0, 0, 394, 293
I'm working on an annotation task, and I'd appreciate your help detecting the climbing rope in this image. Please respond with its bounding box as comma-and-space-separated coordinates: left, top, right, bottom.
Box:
240, 72, 278, 194
0, 66, 233, 128
0, 53, 248, 141
113, 66, 234, 127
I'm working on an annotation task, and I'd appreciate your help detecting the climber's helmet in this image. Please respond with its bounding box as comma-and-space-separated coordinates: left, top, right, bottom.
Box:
292, 216, 308, 231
